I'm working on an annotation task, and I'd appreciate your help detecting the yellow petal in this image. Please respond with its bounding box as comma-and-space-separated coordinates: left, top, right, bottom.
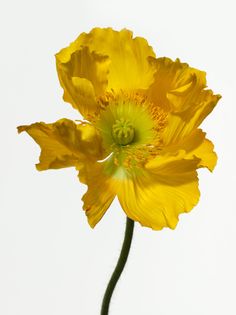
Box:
160, 129, 217, 171
56, 46, 110, 118
162, 90, 221, 145
177, 129, 217, 171
187, 135, 217, 171
147, 57, 207, 112
79, 161, 117, 228
17, 119, 104, 170
117, 159, 200, 230
86, 28, 156, 91
57, 28, 156, 96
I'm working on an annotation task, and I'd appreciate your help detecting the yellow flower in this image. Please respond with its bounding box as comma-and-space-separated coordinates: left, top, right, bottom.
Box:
18, 28, 221, 230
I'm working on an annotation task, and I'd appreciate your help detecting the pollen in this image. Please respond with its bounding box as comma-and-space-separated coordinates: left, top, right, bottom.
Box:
112, 118, 135, 145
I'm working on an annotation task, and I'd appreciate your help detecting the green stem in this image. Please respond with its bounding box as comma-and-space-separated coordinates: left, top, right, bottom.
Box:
100, 217, 134, 315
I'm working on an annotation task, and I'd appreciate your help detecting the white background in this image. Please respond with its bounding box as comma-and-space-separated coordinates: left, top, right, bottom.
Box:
1, 0, 236, 314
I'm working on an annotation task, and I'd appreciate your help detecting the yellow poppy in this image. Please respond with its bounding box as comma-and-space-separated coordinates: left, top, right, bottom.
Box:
18, 28, 221, 230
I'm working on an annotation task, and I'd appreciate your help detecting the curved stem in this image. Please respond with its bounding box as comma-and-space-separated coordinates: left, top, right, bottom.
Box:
100, 217, 134, 315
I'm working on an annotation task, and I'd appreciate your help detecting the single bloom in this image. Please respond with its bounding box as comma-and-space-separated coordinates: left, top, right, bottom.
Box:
18, 28, 221, 230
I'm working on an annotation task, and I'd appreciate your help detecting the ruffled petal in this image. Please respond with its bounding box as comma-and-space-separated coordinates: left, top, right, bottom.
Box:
56, 46, 110, 118
117, 158, 200, 230
83, 28, 156, 91
57, 28, 156, 99
184, 132, 217, 171
79, 161, 118, 228
17, 119, 105, 170
146, 57, 221, 146
162, 90, 221, 145
160, 129, 217, 171
147, 57, 207, 112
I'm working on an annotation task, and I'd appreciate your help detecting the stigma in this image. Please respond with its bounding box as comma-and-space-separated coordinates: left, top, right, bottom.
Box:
112, 118, 135, 145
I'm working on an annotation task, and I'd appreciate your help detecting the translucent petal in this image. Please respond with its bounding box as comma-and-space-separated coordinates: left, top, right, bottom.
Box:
162, 90, 221, 145
158, 129, 217, 171
56, 28, 156, 114
147, 57, 207, 112
18, 119, 105, 170
56, 47, 110, 118
117, 158, 200, 230
79, 161, 117, 227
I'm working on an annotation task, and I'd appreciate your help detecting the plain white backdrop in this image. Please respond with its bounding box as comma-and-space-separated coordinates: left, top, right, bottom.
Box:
1, 0, 236, 314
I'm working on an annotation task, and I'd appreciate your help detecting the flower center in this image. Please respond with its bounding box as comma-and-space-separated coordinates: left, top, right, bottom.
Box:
112, 118, 135, 145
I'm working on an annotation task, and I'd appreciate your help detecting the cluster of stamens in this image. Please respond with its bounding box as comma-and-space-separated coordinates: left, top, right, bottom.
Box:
94, 91, 168, 169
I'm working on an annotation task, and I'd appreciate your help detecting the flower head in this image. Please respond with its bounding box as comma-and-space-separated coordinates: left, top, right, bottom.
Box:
18, 28, 221, 230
